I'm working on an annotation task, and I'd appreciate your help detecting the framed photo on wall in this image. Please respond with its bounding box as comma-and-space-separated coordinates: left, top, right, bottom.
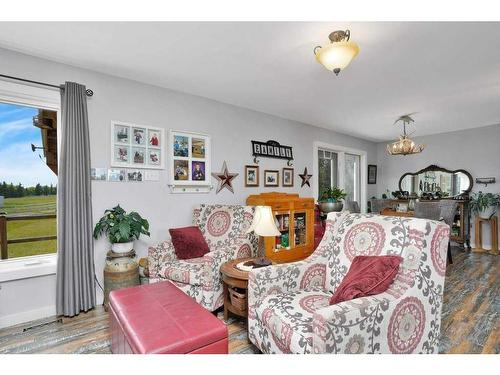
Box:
111, 121, 164, 169
264, 170, 279, 187
368, 164, 377, 184
168, 130, 211, 190
245, 165, 259, 187
282, 168, 294, 187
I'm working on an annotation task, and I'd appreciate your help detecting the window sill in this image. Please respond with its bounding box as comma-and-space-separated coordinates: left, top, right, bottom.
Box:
0, 254, 57, 282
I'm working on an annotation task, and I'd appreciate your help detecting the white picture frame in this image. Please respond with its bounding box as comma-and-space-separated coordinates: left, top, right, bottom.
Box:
110, 121, 164, 169
168, 130, 211, 191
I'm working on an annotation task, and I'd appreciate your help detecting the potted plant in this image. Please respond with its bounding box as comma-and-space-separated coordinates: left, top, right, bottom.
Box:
93, 205, 150, 253
469, 192, 500, 219
319, 187, 347, 213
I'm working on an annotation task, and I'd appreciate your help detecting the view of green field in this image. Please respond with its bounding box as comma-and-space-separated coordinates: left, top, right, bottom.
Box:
2, 195, 57, 258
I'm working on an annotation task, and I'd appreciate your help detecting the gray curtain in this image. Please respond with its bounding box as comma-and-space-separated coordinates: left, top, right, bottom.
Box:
56, 82, 95, 317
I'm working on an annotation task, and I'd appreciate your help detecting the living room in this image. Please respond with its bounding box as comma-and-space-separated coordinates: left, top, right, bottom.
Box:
0, 1, 498, 373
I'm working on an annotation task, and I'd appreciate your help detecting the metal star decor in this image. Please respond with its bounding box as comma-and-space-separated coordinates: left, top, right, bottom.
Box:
299, 167, 312, 187
211, 161, 239, 194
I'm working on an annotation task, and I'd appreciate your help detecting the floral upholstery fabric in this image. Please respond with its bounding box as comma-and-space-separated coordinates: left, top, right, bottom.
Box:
148, 204, 257, 311
248, 212, 450, 354
255, 288, 332, 354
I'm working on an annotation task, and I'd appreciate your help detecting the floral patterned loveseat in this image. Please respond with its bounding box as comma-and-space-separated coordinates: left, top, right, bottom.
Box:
149, 204, 257, 311
248, 212, 450, 354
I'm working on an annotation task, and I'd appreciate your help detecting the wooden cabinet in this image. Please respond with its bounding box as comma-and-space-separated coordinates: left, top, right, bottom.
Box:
246, 192, 314, 263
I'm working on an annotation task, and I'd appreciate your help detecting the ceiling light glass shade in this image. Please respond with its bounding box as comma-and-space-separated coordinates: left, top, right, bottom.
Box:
246, 206, 280, 237
386, 135, 425, 156
315, 41, 359, 75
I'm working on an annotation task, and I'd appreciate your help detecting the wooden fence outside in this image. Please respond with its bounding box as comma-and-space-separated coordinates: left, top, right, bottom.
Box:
0, 212, 57, 260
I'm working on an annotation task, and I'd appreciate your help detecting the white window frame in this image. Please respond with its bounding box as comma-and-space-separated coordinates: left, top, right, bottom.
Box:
0, 79, 61, 280
313, 141, 368, 213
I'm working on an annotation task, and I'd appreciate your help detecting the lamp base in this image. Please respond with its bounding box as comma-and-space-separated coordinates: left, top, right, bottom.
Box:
251, 257, 272, 268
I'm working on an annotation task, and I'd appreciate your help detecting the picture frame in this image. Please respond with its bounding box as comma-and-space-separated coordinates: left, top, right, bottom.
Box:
111, 121, 164, 169
245, 165, 259, 187
168, 130, 211, 189
91, 168, 107, 181
127, 169, 144, 182
108, 169, 126, 182
264, 170, 279, 187
368, 164, 377, 184
282, 168, 294, 187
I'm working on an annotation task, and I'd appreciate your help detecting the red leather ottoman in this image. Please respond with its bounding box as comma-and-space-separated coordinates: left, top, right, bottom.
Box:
109, 281, 228, 354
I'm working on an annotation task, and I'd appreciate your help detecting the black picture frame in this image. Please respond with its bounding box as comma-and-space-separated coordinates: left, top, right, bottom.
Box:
368, 164, 377, 184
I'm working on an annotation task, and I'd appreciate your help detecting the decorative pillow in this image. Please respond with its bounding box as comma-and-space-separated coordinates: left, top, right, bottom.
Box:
329, 255, 403, 305
169, 226, 210, 260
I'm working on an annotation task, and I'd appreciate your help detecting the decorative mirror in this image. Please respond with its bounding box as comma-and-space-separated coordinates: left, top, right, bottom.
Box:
399, 165, 473, 198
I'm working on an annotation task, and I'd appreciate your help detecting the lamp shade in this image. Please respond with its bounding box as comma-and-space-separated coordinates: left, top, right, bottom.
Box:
247, 206, 280, 237
315, 41, 359, 74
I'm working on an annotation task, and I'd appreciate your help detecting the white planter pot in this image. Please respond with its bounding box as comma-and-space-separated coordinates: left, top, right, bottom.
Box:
479, 206, 496, 220
111, 241, 134, 254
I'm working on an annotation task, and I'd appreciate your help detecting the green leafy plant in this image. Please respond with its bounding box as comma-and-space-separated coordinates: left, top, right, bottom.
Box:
320, 187, 347, 202
93, 205, 150, 244
469, 192, 500, 215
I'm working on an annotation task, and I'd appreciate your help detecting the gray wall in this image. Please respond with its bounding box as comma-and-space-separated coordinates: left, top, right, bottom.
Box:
0, 47, 378, 321
377, 124, 500, 248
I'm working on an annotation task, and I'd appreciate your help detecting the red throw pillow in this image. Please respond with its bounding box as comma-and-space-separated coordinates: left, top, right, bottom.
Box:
330, 255, 403, 305
169, 226, 210, 260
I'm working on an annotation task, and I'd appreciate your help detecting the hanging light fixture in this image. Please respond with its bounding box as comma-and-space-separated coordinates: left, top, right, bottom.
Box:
386, 114, 425, 156
314, 30, 360, 75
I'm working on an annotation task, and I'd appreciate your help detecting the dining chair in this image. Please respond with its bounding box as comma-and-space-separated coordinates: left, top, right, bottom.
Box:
344, 201, 361, 213
414, 201, 441, 221
370, 199, 392, 214
439, 200, 458, 264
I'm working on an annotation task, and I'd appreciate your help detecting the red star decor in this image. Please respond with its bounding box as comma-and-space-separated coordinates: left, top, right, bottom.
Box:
299, 167, 312, 187
211, 161, 239, 193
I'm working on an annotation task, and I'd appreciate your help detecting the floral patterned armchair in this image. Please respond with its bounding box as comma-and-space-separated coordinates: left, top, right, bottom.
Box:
149, 204, 258, 311
248, 212, 450, 354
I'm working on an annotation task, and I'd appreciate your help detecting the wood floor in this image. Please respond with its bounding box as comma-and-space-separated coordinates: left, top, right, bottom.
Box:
0, 247, 497, 354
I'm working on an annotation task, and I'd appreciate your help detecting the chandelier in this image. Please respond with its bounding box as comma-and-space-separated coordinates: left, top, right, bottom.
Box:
386, 114, 425, 156
314, 30, 359, 76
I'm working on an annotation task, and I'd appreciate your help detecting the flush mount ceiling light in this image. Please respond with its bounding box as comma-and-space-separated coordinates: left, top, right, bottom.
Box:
387, 114, 425, 156
314, 30, 360, 76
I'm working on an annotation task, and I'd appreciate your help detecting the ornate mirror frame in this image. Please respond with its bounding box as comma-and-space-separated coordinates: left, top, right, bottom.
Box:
398, 164, 473, 197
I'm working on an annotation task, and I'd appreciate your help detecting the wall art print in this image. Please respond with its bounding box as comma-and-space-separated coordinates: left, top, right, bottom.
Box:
110, 121, 164, 169
168, 130, 211, 191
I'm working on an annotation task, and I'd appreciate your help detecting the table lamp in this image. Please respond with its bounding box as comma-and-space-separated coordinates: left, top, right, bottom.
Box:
247, 206, 280, 267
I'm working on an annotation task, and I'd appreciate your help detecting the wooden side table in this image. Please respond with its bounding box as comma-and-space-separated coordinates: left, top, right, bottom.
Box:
473, 216, 499, 255
220, 257, 256, 320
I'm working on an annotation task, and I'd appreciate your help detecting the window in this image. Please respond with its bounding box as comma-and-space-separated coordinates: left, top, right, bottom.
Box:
0, 102, 58, 260
314, 142, 367, 212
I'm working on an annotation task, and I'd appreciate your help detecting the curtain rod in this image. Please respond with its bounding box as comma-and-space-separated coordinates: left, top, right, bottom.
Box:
0, 73, 93, 97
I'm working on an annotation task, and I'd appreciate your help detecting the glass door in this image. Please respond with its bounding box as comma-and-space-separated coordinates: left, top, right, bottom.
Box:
344, 153, 361, 204
274, 212, 291, 251
317, 149, 338, 200
317, 146, 364, 210
293, 211, 307, 247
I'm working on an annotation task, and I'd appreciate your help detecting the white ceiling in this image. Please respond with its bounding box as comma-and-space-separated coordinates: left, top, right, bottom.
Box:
0, 22, 499, 142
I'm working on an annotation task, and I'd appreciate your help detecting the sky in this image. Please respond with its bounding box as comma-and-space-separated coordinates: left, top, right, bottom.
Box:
0, 102, 58, 187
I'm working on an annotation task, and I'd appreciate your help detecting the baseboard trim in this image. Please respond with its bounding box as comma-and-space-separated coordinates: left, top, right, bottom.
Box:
0, 305, 56, 329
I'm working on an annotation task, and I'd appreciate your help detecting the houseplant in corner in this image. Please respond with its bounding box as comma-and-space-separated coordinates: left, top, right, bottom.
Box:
469, 191, 500, 219
319, 187, 347, 213
93, 205, 150, 253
